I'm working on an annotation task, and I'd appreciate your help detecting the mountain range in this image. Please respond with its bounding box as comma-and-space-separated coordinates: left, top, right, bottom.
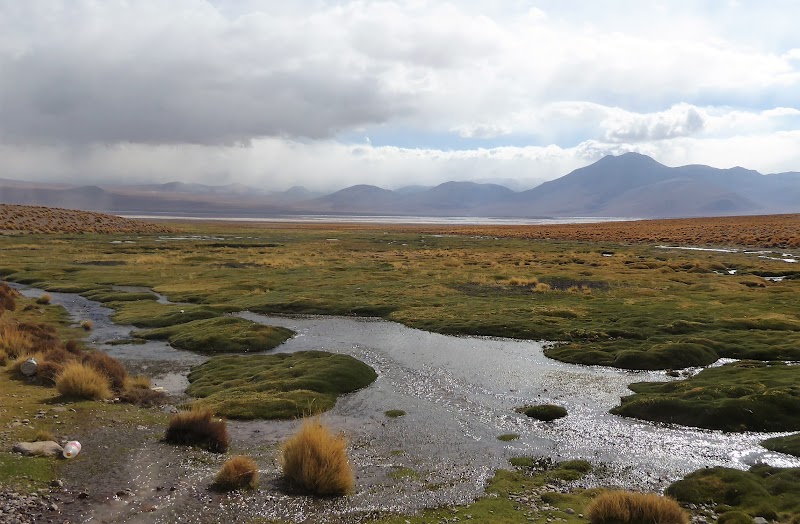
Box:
2, 153, 799, 219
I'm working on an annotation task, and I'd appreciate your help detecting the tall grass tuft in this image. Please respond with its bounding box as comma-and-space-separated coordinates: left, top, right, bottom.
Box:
55, 361, 114, 400
586, 490, 688, 524
213, 456, 259, 491
82, 351, 128, 392
36, 293, 51, 305
164, 409, 229, 453
280, 417, 354, 496
0, 322, 33, 358
0, 282, 19, 312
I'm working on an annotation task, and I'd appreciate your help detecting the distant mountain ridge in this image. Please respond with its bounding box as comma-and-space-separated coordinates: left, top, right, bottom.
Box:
1, 153, 799, 218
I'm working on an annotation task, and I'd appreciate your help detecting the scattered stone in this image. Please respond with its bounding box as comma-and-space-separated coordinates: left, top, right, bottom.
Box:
564, 508, 575, 515
753, 518, 768, 524
12, 441, 63, 458
49, 480, 63, 489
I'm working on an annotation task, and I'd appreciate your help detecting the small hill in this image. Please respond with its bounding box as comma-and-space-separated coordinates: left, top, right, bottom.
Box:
0, 204, 174, 234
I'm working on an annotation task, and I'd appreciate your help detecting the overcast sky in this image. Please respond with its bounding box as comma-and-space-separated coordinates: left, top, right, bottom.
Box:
2, 1, 799, 191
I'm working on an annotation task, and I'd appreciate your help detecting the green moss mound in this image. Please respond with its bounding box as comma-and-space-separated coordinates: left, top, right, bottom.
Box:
762, 433, 800, 458
186, 351, 377, 419
516, 404, 568, 422
112, 300, 226, 328
666, 465, 800, 521
611, 361, 800, 432
135, 316, 293, 354
547, 341, 720, 371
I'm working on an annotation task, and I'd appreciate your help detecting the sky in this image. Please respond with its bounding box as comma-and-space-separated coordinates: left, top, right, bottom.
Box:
1, 1, 799, 192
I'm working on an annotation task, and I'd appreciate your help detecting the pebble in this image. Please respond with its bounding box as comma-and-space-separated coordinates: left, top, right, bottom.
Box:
0, 485, 60, 524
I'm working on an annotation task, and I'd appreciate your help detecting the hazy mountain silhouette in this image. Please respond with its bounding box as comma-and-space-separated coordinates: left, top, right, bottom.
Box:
2, 153, 799, 218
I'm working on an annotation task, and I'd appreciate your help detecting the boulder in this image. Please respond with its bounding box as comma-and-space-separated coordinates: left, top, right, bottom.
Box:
12, 441, 63, 458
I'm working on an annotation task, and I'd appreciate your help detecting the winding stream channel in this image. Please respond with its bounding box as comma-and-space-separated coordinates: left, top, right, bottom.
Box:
9, 283, 800, 523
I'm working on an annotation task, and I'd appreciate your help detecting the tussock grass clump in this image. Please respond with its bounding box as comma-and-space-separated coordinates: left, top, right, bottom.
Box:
55, 361, 114, 400
586, 490, 687, 524
33, 428, 55, 442
82, 351, 128, 392
0, 282, 19, 312
516, 404, 568, 422
533, 282, 551, 293
36, 293, 51, 305
80, 319, 93, 331
213, 456, 259, 491
120, 375, 166, 406
280, 417, 354, 496
0, 321, 33, 358
164, 409, 229, 453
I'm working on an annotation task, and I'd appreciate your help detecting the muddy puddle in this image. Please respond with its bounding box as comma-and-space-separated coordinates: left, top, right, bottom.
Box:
7, 283, 800, 523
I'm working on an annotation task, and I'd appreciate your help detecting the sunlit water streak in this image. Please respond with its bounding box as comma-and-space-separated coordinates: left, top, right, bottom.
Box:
7, 283, 800, 522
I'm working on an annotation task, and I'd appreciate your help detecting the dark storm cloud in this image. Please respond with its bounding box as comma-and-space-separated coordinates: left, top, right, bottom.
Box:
1, 48, 405, 145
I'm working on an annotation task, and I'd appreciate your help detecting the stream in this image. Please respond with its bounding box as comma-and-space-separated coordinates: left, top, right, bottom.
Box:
8, 283, 800, 523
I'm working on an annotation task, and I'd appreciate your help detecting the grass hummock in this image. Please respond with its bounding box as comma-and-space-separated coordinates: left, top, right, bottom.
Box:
280, 417, 354, 496
666, 464, 800, 521
762, 433, 800, 457
164, 409, 229, 453
186, 351, 377, 419
213, 456, 259, 491
135, 316, 293, 354
586, 490, 687, 524
611, 360, 800, 432
516, 404, 568, 422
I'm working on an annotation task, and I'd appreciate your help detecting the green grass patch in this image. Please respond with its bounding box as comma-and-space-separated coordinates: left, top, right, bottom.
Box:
384, 409, 406, 418
666, 464, 800, 521
3, 228, 800, 371
186, 351, 377, 419
377, 459, 595, 524
497, 433, 520, 441
762, 433, 800, 458
111, 300, 227, 328
81, 290, 157, 303
611, 361, 800, 432
388, 466, 420, 480
135, 316, 294, 354
516, 404, 568, 422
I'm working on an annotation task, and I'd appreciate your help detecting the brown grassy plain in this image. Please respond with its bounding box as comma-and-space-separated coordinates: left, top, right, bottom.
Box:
0, 204, 173, 234
202, 213, 800, 248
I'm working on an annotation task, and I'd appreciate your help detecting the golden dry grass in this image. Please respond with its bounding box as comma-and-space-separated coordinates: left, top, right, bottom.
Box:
0, 204, 173, 234
409, 214, 800, 249
213, 456, 259, 490
82, 351, 127, 392
55, 361, 114, 400
280, 417, 354, 496
586, 490, 688, 524
0, 321, 34, 359
79, 319, 94, 331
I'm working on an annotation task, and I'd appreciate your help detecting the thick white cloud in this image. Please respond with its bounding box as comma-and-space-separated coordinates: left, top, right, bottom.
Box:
0, 1, 799, 188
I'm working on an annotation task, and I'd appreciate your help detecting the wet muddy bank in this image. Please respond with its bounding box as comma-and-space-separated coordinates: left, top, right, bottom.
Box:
6, 283, 800, 523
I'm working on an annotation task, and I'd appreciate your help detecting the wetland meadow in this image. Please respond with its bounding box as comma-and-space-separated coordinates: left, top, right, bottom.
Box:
1, 212, 800, 523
